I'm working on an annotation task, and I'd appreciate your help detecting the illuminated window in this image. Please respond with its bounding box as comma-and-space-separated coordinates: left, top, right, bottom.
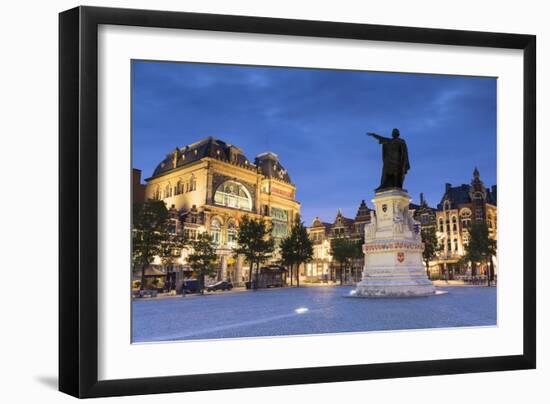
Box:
227, 220, 237, 247
211, 218, 222, 245
164, 184, 172, 198
214, 181, 252, 211
271, 207, 289, 239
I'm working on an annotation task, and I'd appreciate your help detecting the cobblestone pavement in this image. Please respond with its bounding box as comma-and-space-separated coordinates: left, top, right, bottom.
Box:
132, 285, 496, 343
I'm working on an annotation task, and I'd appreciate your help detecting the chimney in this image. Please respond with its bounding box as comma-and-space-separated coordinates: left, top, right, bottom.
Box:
420, 192, 425, 205
445, 183, 452, 193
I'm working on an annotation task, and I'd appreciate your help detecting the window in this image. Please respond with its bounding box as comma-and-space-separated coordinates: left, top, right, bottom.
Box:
168, 219, 177, 234
227, 220, 237, 247
452, 216, 457, 232
210, 218, 222, 245
189, 175, 197, 191
271, 207, 289, 239
454, 238, 458, 251
439, 219, 444, 232
184, 229, 198, 240
176, 180, 183, 195
421, 214, 430, 224
214, 180, 252, 211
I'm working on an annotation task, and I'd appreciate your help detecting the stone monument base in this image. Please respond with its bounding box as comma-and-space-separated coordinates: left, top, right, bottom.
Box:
354, 188, 436, 298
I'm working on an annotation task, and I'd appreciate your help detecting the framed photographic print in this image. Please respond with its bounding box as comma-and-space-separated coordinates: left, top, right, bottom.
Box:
59, 6, 536, 398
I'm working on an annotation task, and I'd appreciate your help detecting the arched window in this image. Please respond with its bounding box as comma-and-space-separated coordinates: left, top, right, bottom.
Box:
227, 220, 237, 247
164, 184, 172, 199
189, 175, 197, 192
214, 180, 252, 211
210, 218, 222, 245
176, 180, 183, 195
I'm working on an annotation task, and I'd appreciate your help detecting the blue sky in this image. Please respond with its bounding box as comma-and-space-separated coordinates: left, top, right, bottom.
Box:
132, 60, 496, 225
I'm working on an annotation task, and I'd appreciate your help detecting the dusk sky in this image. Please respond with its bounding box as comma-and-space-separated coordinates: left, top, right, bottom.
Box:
132, 60, 496, 225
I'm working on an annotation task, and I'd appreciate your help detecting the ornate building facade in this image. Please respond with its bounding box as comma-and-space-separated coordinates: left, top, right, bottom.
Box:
142, 136, 300, 286
430, 168, 497, 279
304, 201, 372, 283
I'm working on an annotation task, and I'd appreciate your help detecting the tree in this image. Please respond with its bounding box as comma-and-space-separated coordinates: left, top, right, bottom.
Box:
187, 232, 218, 294
463, 222, 497, 286
233, 216, 274, 289
279, 235, 296, 286
159, 230, 187, 291
330, 238, 357, 285
280, 220, 313, 287
421, 227, 441, 279
132, 200, 170, 291
349, 238, 364, 282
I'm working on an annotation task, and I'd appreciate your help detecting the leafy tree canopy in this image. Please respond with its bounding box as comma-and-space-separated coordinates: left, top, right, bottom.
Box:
233, 216, 275, 283
463, 222, 497, 264
187, 232, 218, 292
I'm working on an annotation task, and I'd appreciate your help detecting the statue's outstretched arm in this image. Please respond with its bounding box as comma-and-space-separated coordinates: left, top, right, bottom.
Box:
367, 132, 388, 143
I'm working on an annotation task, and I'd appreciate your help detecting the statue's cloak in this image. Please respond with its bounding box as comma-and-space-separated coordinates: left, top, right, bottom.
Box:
381, 138, 410, 174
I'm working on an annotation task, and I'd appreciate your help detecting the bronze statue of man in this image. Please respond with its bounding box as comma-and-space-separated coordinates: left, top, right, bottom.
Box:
367, 128, 410, 191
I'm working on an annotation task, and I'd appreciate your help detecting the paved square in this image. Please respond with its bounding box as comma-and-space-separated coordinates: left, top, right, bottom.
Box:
132, 285, 496, 343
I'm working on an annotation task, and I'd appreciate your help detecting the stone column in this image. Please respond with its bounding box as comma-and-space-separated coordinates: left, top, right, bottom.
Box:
221, 255, 228, 281
235, 255, 244, 286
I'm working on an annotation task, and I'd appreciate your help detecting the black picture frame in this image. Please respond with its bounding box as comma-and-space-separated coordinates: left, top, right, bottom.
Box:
59, 5, 536, 398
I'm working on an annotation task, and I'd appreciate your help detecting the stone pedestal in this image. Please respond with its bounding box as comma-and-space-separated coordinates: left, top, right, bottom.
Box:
355, 188, 435, 297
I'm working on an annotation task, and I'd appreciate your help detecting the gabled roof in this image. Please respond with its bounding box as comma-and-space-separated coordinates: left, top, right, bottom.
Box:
355, 200, 371, 222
